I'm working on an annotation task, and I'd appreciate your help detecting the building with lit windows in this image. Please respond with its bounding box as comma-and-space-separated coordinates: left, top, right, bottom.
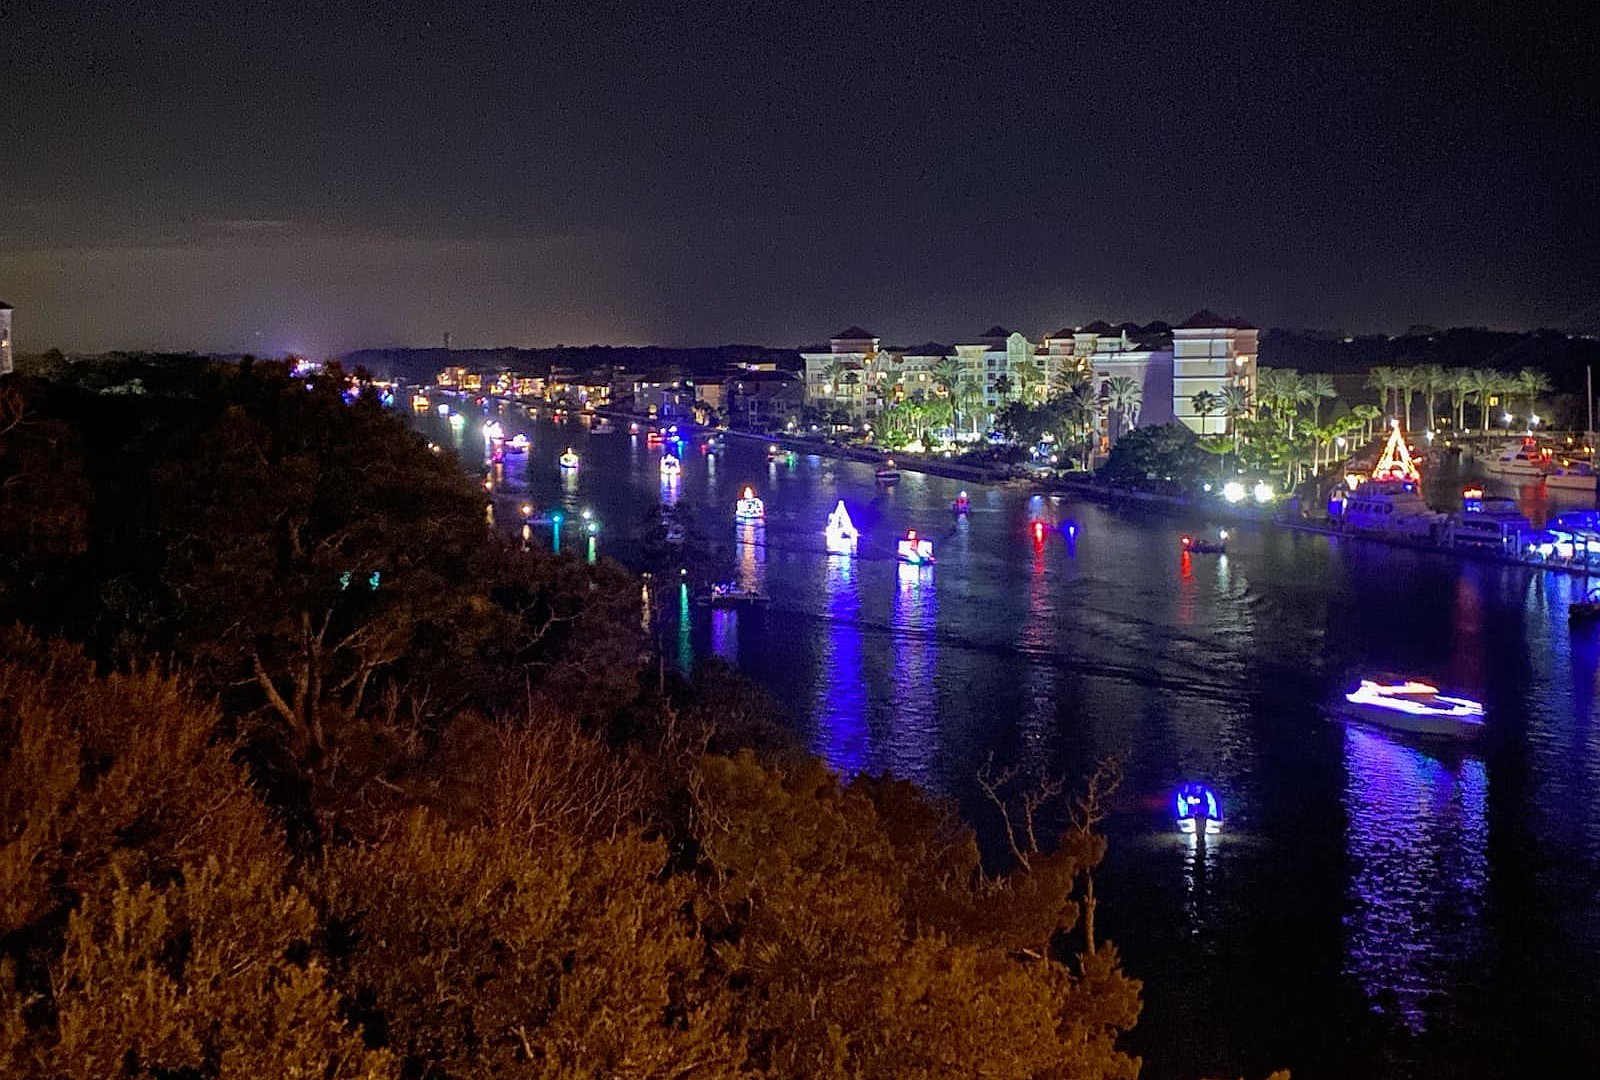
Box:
799, 311, 1256, 441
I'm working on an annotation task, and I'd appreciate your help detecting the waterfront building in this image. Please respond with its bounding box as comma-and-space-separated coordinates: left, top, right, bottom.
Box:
1, 302, 12, 376
799, 310, 1254, 444
800, 326, 877, 419
726, 369, 803, 430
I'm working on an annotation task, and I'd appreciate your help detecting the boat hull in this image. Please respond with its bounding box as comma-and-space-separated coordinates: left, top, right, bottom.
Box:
1339, 703, 1484, 740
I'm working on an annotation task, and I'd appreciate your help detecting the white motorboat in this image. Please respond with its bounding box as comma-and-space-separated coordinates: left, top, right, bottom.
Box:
558, 447, 580, 470
1545, 461, 1597, 492
659, 453, 681, 477
697, 582, 770, 608
824, 500, 859, 553
1483, 443, 1546, 477
1340, 678, 1486, 740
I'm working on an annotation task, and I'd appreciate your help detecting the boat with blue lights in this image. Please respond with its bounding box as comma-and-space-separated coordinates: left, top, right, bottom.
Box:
896, 528, 934, 565
558, 447, 580, 470
735, 486, 766, 523
1175, 784, 1222, 836
1331, 424, 1445, 539
506, 433, 530, 453
1339, 677, 1486, 740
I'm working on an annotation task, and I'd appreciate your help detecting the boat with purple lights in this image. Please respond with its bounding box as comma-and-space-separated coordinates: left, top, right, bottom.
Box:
1339, 677, 1486, 740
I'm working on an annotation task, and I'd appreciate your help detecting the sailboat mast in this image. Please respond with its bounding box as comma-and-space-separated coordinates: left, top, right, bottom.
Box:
1588, 365, 1594, 447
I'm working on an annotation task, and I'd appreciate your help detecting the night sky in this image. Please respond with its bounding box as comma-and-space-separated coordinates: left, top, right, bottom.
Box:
3, 0, 1596, 354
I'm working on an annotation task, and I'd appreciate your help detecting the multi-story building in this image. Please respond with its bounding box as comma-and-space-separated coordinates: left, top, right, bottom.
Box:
727, 370, 803, 430
0, 302, 12, 376
800, 326, 877, 419
799, 310, 1255, 443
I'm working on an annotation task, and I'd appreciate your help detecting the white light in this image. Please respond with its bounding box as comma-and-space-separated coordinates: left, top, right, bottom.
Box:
1223, 481, 1246, 504
1253, 482, 1273, 504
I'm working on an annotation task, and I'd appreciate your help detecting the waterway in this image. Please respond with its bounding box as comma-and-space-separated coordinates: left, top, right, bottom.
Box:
431, 405, 1600, 1079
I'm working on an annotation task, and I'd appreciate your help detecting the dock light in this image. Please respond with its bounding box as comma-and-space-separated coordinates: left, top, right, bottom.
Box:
520, 504, 532, 518
581, 508, 592, 521
1253, 482, 1273, 504
1218, 529, 1229, 541
1203, 482, 1212, 493
1223, 481, 1246, 504
1032, 521, 1046, 543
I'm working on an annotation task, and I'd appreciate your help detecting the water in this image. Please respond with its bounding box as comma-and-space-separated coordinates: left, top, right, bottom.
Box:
438, 406, 1600, 1078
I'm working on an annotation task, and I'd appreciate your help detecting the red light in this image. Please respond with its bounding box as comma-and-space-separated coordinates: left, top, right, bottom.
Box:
1181, 535, 1192, 547
907, 529, 917, 540
1032, 521, 1046, 541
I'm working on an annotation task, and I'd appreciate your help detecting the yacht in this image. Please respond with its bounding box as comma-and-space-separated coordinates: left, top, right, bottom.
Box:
1483, 443, 1546, 477
1450, 488, 1529, 553
734, 486, 766, 524
1334, 424, 1445, 539
1340, 677, 1486, 740
1545, 460, 1597, 492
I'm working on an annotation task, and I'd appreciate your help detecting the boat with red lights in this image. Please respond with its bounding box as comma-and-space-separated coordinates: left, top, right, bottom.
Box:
896, 528, 934, 565
1339, 677, 1486, 740
1181, 529, 1227, 554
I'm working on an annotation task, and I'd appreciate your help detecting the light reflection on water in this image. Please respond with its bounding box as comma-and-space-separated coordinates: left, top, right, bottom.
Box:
428, 407, 1600, 1079
1342, 727, 1489, 1034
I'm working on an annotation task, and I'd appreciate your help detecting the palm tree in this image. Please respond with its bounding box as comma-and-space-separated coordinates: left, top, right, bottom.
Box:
930, 358, 963, 434
1219, 384, 1251, 451
1352, 403, 1381, 443
1517, 367, 1552, 424
1104, 376, 1142, 441
1469, 368, 1502, 432
1011, 358, 1044, 403
1415, 364, 1446, 431
1392, 367, 1418, 431
1449, 367, 1475, 430
1192, 390, 1221, 436
1366, 366, 1396, 418
1257, 368, 1308, 437
1304, 372, 1337, 427
993, 373, 1014, 402
1063, 382, 1099, 468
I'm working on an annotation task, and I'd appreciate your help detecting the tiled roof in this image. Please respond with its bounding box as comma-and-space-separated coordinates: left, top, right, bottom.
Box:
1176, 309, 1254, 330
1050, 327, 1077, 339
901, 341, 954, 356
832, 325, 877, 340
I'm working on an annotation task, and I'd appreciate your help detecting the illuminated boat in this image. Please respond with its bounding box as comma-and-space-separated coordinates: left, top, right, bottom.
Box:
482, 420, 505, 441
592, 418, 615, 434
767, 443, 782, 460
1340, 678, 1486, 739
1175, 784, 1222, 836
558, 448, 580, 470
825, 501, 859, 553
1335, 424, 1444, 538
953, 490, 970, 514
660, 452, 681, 476
506, 433, 530, 453
1570, 588, 1600, 624
875, 459, 901, 483
646, 429, 663, 445
629, 421, 641, 434
735, 486, 766, 523
697, 582, 770, 607
1181, 529, 1228, 554
1483, 441, 1545, 477
1545, 460, 1597, 492
896, 528, 934, 565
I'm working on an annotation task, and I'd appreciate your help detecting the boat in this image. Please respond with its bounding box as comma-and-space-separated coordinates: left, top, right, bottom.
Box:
875, 458, 901, 483
896, 528, 934, 565
482, 420, 505, 441
646, 429, 663, 445
697, 582, 770, 608
629, 421, 641, 434
767, 443, 782, 461
1483, 441, 1547, 477
824, 500, 859, 553
1175, 784, 1222, 836
1451, 487, 1530, 553
592, 418, 615, 434
505, 433, 530, 453
1339, 677, 1486, 740
1333, 424, 1446, 538
660, 453, 681, 476
1570, 588, 1600, 623
558, 448, 580, 470
735, 486, 766, 523
1181, 529, 1228, 554
953, 490, 971, 515
1545, 460, 1597, 492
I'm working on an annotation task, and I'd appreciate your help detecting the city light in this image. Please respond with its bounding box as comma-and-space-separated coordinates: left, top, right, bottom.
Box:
1253, 482, 1273, 504
1223, 481, 1246, 504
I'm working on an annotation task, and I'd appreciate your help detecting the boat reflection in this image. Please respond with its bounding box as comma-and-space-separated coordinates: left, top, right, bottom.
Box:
1342, 725, 1488, 1034
814, 552, 868, 773
889, 558, 939, 786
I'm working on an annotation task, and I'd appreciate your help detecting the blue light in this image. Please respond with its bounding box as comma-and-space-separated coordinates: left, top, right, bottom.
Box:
1174, 783, 1223, 836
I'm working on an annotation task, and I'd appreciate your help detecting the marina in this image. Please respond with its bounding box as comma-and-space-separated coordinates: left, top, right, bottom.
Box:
439, 402, 1600, 1080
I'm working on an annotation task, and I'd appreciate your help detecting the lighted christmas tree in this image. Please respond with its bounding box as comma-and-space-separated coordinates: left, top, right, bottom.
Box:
1371, 422, 1421, 483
